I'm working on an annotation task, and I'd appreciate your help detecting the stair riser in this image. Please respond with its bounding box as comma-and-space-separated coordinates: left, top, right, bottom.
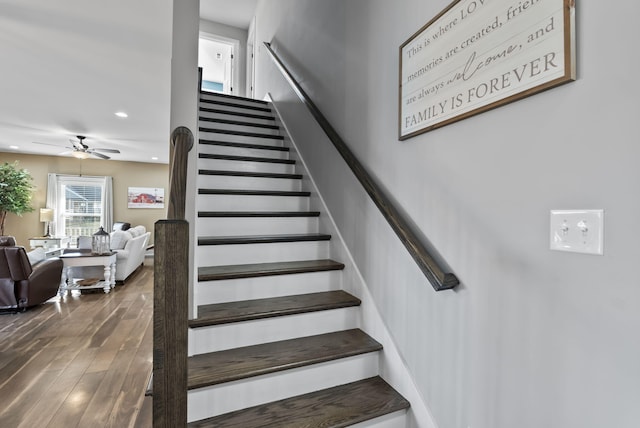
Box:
197, 240, 330, 266
200, 122, 281, 136
200, 95, 269, 109
197, 216, 319, 236
199, 144, 290, 160
198, 130, 283, 146
187, 353, 379, 422
199, 103, 271, 116
189, 307, 360, 354
195, 270, 343, 305
197, 194, 310, 211
350, 411, 408, 428
198, 175, 301, 192
199, 111, 275, 126
197, 158, 295, 174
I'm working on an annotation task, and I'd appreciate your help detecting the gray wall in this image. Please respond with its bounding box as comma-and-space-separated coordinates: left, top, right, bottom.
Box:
254, 1, 640, 428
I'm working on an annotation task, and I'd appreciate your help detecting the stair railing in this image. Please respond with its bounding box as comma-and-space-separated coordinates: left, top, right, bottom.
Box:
153, 124, 194, 426
264, 42, 459, 291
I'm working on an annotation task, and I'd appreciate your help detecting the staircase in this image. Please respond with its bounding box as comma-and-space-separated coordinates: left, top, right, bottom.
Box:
187, 91, 410, 426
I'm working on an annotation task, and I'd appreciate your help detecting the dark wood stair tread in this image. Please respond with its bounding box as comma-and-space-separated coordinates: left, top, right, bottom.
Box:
198, 189, 310, 197
200, 91, 269, 104
187, 329, 381, 389
199, 98, 271, 113
199, 139, 289, 152
198, 233, 331, 246
198, 211, 319, 218
199, 116, 280, 130
198, 169, 302, 179
199, 153, 295, 164
199, 127, 284, 140
198, 259, 345, 281
199, 107, 275, 121
190, 290, 360, 328
187, 376, 410, 428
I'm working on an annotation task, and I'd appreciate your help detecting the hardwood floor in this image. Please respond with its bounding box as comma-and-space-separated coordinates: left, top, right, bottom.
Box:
0, 263, 153, 428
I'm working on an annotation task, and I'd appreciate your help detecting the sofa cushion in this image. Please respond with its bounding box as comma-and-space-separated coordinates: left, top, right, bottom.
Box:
128, 225, 146, 238
27, 248, 46, 265
110, 230, 132, 250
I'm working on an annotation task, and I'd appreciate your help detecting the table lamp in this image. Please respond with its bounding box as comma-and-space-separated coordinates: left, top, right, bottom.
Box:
39, 208, 53, 237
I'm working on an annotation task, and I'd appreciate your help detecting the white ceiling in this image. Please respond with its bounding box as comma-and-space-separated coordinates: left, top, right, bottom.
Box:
200, 0, 257, 29
0, 0, 257, 165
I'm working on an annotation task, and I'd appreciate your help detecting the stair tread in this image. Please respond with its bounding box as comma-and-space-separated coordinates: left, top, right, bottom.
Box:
199, 139, 289, 152
187, 376, 409, 428
199, 98, 271, 113
200, 91, 269, 105
198, 233, 331, 246
191, 290, 360, 328
198, 258, 345, 281
199, 127, 284, 140
199, 116, 280, 130
199, 107, 275, 121
198, 189, 310, 197
198, 211, 319, 218
198, 169, 302, 179
199, 153, 295, 164
187, 329, 381, 389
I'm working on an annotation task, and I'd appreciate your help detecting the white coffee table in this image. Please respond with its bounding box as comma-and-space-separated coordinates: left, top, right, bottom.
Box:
59, 251, 117, 295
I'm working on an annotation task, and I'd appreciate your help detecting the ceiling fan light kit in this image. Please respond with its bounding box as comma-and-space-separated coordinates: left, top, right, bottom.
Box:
71, 150, 91, 159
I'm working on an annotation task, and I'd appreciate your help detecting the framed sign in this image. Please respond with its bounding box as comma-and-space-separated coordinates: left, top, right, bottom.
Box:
128, 187, 165, 209
399, 0, 576, 139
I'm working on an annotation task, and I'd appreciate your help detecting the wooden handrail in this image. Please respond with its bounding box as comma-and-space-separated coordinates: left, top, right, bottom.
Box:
264, 42, 459, 291
167, 126, 194, 220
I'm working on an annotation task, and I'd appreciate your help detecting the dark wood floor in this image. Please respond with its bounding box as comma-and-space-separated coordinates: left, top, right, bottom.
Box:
0, 262, 153, 427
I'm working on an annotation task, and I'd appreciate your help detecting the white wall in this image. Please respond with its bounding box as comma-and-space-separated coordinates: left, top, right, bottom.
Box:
254, 1, 640, 428
199, 19, 248, 97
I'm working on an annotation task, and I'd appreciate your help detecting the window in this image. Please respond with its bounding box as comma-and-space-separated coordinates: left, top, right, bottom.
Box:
46, 174, 113, 243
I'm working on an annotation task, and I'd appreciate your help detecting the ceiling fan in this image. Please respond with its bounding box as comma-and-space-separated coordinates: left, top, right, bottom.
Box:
68, 135, 120, 159
35, 135, 121, 160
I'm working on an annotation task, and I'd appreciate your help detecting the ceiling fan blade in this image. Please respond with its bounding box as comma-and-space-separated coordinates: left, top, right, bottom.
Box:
33, 141, 64, 148
92, 148, 120, 153
90, 151, 110, 160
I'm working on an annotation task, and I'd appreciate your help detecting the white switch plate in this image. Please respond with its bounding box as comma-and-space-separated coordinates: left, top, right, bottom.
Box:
550, 209, 604, 255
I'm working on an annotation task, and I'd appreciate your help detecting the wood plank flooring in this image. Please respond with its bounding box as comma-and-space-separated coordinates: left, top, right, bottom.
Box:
0, 263, 153, 428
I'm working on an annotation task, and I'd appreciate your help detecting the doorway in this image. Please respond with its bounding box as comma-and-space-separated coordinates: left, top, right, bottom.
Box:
246, 17, 256, 98
198, 35, 238, 95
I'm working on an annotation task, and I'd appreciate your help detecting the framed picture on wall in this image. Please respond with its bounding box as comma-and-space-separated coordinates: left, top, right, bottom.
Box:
399, 0, 576, 139
128, 187, 165, 209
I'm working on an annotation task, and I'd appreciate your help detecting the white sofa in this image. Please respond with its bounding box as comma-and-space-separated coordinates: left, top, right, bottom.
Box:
72, 225, 151, 283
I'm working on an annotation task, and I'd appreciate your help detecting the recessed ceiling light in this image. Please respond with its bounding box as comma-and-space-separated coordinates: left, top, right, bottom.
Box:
115, 111, 128, 118
151, 156, 158, 160
9, 145, 19, 149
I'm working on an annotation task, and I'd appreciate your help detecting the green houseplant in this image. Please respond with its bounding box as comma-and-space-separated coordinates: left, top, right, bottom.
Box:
0, 161, 35, 236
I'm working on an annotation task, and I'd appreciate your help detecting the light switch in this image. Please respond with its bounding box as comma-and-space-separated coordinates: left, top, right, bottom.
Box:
550, 209, 604, 255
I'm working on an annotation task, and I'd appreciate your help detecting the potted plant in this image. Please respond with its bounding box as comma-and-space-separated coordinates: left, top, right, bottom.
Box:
0, 161, 35, 236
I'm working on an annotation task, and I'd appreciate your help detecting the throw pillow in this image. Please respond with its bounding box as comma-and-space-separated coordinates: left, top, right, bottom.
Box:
27, 247, 46, 265
129, 225, 146, 237
110, 231, 132, 250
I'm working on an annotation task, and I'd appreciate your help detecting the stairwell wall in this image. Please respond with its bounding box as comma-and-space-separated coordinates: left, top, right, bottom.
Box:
254, 1, 640, 428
